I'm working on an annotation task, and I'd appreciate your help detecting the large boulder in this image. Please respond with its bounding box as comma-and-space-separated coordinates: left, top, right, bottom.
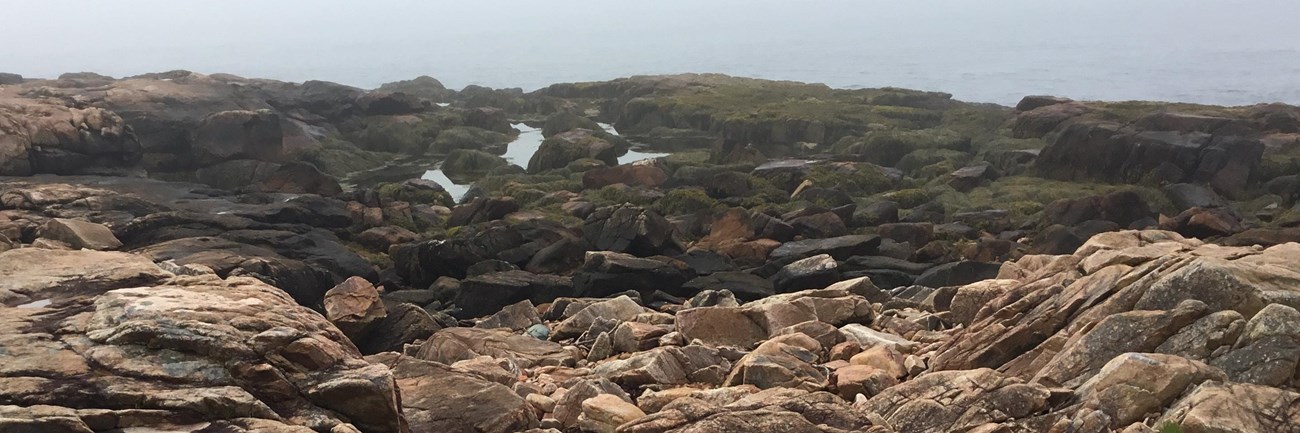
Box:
323, 276, 388, 341
724, 334, 828, 391
528, 128, 621, 173
38, 218, 123, 250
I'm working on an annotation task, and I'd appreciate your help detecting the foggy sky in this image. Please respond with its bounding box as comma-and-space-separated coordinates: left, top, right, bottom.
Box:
3, 0, 1299, 105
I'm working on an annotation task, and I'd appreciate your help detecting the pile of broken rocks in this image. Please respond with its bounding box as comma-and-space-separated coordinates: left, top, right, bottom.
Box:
3, 228, 1299, 433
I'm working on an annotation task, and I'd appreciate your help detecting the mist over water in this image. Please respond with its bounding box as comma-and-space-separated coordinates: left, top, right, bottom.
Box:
4, 0, 1299, 106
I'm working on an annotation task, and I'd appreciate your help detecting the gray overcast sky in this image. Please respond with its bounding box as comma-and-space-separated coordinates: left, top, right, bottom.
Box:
3, 0, 1299, 105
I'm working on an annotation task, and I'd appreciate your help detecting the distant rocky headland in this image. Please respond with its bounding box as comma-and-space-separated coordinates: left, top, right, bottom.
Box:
2, 70, 1299, 433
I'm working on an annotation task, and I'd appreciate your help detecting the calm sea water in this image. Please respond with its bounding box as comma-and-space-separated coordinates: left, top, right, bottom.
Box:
425, 123, 668, 201
4, 0, 1300, 106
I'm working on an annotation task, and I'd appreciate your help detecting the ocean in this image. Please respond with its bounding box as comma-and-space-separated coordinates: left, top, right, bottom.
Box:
3, 0, 1300, 106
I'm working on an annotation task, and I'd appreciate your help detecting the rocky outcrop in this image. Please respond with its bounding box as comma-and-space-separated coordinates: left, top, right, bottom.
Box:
0, 97, 140, 176
0, 248, 405, 433
1035, 113, 1267, 198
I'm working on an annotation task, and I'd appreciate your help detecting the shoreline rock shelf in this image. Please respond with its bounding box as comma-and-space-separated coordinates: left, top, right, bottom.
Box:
2, 70, 1300, 432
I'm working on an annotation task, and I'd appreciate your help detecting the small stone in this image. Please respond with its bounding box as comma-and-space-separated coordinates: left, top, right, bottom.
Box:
527, 324, 551, 340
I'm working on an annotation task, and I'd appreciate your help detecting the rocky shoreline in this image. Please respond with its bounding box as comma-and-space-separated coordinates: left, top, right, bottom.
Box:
2, 70, 1299, 433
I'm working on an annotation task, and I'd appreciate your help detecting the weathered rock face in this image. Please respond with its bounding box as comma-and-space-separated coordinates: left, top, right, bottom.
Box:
0, 248, 405, 433
1156, 381, 1300, 433
0, 98, 141, 176
904, 230, 1300, 431
857, 368, 1050, 433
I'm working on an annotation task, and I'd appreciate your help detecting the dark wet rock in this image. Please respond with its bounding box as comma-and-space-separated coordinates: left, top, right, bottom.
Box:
876, 222, 933, 248
394, 219, 578, 285
674, 248, 737, 275
1041, 190, 1154, 229
900, 201, 946, 224
454, 270, 574, 319
914, 260, 1003, 288
791, 186, 852, 208
769, 234, 881, 263
573, 251, 695, 298
682, 272, 775, 302
583, 204, 682, 257
466, 259, 520, 276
